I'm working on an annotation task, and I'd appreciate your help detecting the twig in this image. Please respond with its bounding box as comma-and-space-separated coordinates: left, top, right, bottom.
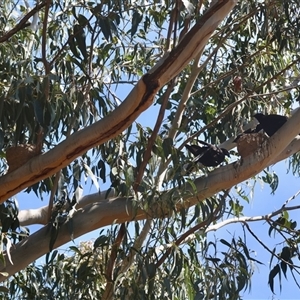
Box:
133, 79, 176, 192
0, 2, 47, 43
41, 0, 51, 76
290, 268, 300, 289
206, 204, 300, 233
165, 4, 176, 51
247, 85, 299, 99
46, 172, 60, 222
119, 219, 153, 274
155, 199, 223, 268
281, 189, 300, 209
49, 14, 94, 68
102, 223, 126, 299
244, 222, 300, 270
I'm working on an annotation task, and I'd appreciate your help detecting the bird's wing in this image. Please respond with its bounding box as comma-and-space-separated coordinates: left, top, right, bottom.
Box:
185, 144, 202, 156
185, 144, 211, 162
197, 140, 210, 146
193, 148, 210, 163
255, 123, 263, 132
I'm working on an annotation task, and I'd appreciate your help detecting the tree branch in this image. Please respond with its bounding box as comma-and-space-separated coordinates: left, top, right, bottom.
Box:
244, 223, 300, 270
0, 2, 47, 43
0, 0, 238, 203
118, 219, 153, 274
17, 132, 300, 227
206, 205, 300, 233
2, 107, 300, 281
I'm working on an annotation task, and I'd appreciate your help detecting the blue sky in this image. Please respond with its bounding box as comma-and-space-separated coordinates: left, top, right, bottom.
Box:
231, 161, 300, 299
17, 122, 300, 299
6, 1, 300, 298
13, 66, 300, 299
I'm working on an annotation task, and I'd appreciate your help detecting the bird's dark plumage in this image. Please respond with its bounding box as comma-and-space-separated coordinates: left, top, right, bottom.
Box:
234, 113, 288, 143
253, 113, 288, 137
185, 142, 230, 167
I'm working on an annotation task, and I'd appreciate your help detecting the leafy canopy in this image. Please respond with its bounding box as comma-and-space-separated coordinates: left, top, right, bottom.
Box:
0, 0, 300, 299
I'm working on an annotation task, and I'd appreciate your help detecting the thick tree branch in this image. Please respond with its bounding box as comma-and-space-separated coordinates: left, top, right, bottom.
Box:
18, 132, 300, 226
1, 108, 300, 281
0, 0, 237, 203
0, 78, 152, 202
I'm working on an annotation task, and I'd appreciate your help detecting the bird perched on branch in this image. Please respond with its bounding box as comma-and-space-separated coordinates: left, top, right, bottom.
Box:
253, 113, 288, 137
234, 113, 288, 143
185, 141, 230, 167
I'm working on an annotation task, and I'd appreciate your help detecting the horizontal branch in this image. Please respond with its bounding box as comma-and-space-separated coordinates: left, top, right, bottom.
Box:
206, 203, 300, 233
1, 107, 300, 281
18, 135, 300, 226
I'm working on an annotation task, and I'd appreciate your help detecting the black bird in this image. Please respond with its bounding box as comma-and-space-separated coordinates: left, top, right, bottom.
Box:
253, 113, 288, 137
234, 113, 288, 143
185, 141, 230, 167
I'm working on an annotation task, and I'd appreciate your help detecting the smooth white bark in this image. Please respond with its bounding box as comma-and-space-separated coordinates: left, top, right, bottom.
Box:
1, 108, 300, 282
0, 0, 237, 203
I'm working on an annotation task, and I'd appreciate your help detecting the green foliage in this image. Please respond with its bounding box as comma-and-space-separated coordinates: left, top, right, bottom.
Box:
1, 0, 300, 299
267, 212, 300, 293
5, 243, 105, 299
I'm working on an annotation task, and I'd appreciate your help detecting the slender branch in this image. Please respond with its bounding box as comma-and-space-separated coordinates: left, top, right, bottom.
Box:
167, 51, 203, 141
41, 0, 51, 76
133, 79, 176, 192
247, 85, 300, 99
155, 205, 221, 268
47, 173, 60, 222
165, 4, 176, 51
191, 28, 267, 97
155, 191, 229, 268
244, 222, 300, 270
281, 189, 300, 208
119, 219, 153, 274
206, 204, 300, 233
290, 268, 300, 289
102, 223, 126, 300
0, 2, 47, 43
265, 219, 293, 248
49, 37, 71, 67
167, 22, 233, 142
49, 13, 94, 68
